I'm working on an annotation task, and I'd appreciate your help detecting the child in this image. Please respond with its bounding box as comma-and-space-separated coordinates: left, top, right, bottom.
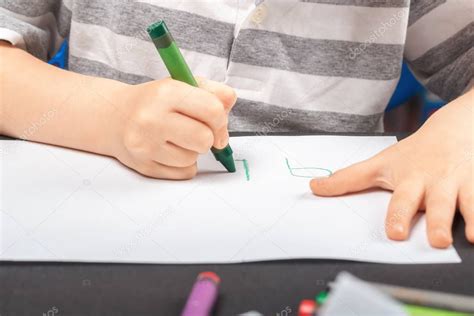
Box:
0, 0, 472, 249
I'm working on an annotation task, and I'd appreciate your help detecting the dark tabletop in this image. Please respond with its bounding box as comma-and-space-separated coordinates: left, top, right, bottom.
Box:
1, 133, 473, 316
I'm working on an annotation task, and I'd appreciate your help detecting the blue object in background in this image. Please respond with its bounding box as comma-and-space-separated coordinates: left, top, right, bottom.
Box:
386, 62, 445, 122
48, 39, 68, 69
387, 63, 423, 111
421, 90, 445, 121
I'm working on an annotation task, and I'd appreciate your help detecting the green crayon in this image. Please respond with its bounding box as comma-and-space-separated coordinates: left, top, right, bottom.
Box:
315, 291, 470, 316
147, 20, 236, 173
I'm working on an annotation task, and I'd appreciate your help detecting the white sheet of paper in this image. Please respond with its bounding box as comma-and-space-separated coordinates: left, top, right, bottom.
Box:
0, 136, 460, 264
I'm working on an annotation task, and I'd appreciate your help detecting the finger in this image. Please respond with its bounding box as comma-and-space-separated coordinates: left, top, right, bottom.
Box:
196, 79, 235, 148
385, 179, 424, 241
310, 157, 382, 197
458, 181, 474, 243
212, 126, 230, 150
172, 83, 228, 135
133, 160, 198, 180
425, 182, 457, 248
154, 142, 199, 168
196, 77, 237, 112
165, 113, 214, 154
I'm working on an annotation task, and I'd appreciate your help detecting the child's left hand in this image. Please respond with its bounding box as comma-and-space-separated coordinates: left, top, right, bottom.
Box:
310, 89, 473, 248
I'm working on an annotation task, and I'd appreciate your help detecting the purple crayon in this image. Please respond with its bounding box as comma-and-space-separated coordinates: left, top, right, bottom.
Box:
181, 271, 220, 316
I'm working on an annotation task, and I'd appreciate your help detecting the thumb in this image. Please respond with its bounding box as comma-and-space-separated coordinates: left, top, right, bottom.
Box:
197, 77, 237, 113
310, 157, 382, 196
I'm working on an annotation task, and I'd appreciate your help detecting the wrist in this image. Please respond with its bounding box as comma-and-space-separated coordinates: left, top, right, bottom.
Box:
86, 78, 134, 158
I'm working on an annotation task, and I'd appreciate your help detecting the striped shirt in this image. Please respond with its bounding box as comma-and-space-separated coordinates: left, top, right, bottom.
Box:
0, 0, 472, 133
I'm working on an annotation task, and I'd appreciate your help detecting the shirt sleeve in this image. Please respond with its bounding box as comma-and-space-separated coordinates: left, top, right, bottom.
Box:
0, 0, 71, 61
404, 0, 473, 102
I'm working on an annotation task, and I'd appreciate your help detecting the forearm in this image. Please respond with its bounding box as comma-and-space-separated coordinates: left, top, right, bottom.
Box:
0, 41, 127, 156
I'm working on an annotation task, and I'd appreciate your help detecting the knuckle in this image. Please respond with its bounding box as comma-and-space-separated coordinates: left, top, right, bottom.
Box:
222, 87, 237, 107
177, 165, 198, 180
133, 108, 155, 131
176, 152, 198, 167
136, 164, 159, 178
123, 131, 155, 158
208, 101, 225, 121
185, 152, 199, 165
156, 78, 180, 98
123, 129, 144, 151
197, 128, 214, 153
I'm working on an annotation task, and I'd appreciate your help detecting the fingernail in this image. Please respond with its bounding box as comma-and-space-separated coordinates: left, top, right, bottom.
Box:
392, 223, 405, 236
434, 228, 451, 243
430, 228, 452, 248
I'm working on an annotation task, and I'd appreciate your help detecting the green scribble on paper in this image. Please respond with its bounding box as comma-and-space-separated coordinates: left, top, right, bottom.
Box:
285, 158, 332, 178
235, 159, 250, 181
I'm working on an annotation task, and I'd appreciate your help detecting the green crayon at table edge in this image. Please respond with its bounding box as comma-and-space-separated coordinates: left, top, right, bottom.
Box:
404, 304, 470, 316
315, 291, 328, 306
146, 20, 236, 173
315, 292, 470, 316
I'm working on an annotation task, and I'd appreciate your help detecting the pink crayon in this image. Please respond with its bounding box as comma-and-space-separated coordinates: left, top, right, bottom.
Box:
181, 272, 220, 316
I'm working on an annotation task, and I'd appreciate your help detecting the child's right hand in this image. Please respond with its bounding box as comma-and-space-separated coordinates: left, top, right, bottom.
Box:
1, 43, 236, 180
112, 78, 236, 180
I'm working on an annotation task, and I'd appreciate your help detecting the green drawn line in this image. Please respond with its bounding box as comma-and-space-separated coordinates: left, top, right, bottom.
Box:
285, 158, 332, 178
235, 159, 250, 181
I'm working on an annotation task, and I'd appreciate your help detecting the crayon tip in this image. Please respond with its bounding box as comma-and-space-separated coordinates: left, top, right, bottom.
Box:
211, 145, 236, 173
221, 156, 236, 173
198, 271, 221, 284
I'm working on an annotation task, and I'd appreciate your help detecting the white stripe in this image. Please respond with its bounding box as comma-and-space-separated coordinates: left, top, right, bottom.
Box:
69, 21, 228, 82
135, 0, 409, 44
225, 63, 398, 115
0, 27, 26, 50
135, 0, 254, 24
243, 2, 409, 44
405, 0, 473, 60
0, 7, 63, 54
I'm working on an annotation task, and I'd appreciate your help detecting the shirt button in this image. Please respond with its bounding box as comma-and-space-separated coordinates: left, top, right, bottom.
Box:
251, 4, 267, 25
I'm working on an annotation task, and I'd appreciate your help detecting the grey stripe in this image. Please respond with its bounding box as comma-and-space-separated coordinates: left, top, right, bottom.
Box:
69, 55, 153, 84
0, 0, 71, 38
408, 0, 446, 26
230, 99, 384, 133
0, 13, 48, 60
411, 23, 474, 76
73, 0, 234, 58
300, 0, 409, 8
231, 29, 403, 80
0, 0, 57, 17
55, 1, 72, 38
424, 47, 474, 102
